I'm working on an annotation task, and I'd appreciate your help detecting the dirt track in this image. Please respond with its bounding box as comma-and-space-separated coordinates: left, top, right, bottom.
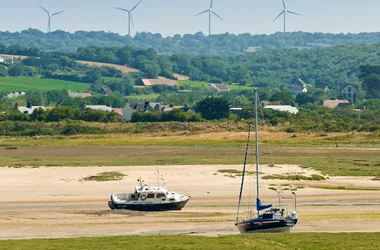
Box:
1, 165, 380, 239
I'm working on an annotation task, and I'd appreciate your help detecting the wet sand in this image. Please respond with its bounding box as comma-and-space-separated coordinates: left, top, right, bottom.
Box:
1, 165, 380, 239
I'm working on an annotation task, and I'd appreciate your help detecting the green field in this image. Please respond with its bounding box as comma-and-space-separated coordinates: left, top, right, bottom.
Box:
178, 80, 254, 91
0, 132, 379, 176
0, 233, 379, 250
0, 77, 91, 92
126, 94, 160, 101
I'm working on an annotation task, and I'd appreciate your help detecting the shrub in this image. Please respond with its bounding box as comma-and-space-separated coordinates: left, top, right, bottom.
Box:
285, 126, 297, 133
62, 123, 106, 135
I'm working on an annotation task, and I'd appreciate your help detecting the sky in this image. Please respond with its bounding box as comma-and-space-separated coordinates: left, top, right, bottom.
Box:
1, 0, 380, 37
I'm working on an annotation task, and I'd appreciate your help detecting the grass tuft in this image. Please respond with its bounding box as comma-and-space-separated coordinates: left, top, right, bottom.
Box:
262, 174, 326, 181
311, 186, 380, 191
80, 172, 127, 182
218, 169, 256, 176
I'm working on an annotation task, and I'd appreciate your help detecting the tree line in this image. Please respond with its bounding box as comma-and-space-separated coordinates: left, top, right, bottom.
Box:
1, 29, 380, 55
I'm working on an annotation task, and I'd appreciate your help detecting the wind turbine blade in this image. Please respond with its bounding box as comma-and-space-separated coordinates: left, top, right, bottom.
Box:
195, 10, 209, 16
39, 4, 50, 15
131, 0, 142, 12
114, 7, 130, 12
273, 11, 284, 22
210, 0, 214, 9
52, 10, 65, 16
212, 11, 224, 21
130, 14, 135, 28
287, 10, 301, 16
282, 0, 286, 9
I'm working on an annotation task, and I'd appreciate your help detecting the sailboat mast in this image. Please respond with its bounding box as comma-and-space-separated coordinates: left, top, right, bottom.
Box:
254, 89, 260, 202
235, 90, 255, 223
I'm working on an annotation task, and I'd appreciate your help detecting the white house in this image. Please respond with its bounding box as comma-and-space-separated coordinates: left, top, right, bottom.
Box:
17, 105, 46, 114
6, 92, 26, 98
264, 105, 299, 114
85, 105, 113, 112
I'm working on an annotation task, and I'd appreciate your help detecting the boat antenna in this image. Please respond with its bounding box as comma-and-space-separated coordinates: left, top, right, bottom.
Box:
277, 187, 283, 208
236, 88, 257, 223
157, 165, 160, 186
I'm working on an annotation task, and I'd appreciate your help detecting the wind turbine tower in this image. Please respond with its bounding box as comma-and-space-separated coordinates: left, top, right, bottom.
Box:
273, 0, 301, 33
114, 0, 143, 37
38, 5, 65, 33
195, 0, 224, 36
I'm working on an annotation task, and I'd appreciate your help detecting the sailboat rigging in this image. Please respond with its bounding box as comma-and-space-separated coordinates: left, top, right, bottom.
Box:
235, 89, 298, 233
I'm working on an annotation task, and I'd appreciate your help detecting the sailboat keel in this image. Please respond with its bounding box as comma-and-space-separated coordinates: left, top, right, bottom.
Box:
236, 219, 297, 233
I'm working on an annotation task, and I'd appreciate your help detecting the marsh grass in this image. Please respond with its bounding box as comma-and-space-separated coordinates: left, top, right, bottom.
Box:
0, 132, 379, 177
269, 184, 306, 191
4, 147, 18, 150
0, 131, 379, 148
0, 233, 379, 250
311, 186, 380, 191
80, 172, 127, 182
262, 174, 326, 181
218, 169, 256, 176
302, 212, 380, 221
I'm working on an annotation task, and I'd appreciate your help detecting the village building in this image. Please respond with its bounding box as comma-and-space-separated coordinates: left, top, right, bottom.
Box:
121, 101, 189, 120
208, 84, 230, 92
264, 105, 299, 114
341, 84, 359, 104
102, 87, 113, 96
6, 92, 26, 98
16, 103, 46, 115
0, 56, 15, 65
68, 91, 92, 98
141, 78, 178, 87
323, 99, 350, 108
83, 105, 114, 112
122, 101, 162, 120
230, 108, 244, 115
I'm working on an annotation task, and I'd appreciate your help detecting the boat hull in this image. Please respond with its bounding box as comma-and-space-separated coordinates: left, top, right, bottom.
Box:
108, 198, 190, 211
237, 219, 298, 234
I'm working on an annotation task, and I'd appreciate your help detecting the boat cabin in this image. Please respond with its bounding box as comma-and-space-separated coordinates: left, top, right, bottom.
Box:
261, 208, 285, 220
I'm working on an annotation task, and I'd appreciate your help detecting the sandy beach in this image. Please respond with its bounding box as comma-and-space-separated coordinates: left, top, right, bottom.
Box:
1, 164, 380, 239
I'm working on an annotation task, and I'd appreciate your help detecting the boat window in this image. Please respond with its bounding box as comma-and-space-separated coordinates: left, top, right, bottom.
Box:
156, 193, 166, 199
130, 194, 136, 199
147, 194, 155, 199
169, 198, 175, 201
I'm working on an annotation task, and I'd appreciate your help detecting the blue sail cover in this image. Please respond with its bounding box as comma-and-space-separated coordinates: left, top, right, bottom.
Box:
257, 198, 272, 211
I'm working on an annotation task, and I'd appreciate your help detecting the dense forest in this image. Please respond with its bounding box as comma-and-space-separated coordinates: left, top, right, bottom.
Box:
1, 29, 380, 55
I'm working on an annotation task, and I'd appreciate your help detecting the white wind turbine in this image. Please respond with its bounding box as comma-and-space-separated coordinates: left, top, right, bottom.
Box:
273, 0, 301, 33
114, 0, 143, 37
39, 4, 65, 33
195, 0, 224, 36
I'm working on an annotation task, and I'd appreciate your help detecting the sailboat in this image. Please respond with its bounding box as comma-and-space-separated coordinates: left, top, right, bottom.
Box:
235, 89, 298, 233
